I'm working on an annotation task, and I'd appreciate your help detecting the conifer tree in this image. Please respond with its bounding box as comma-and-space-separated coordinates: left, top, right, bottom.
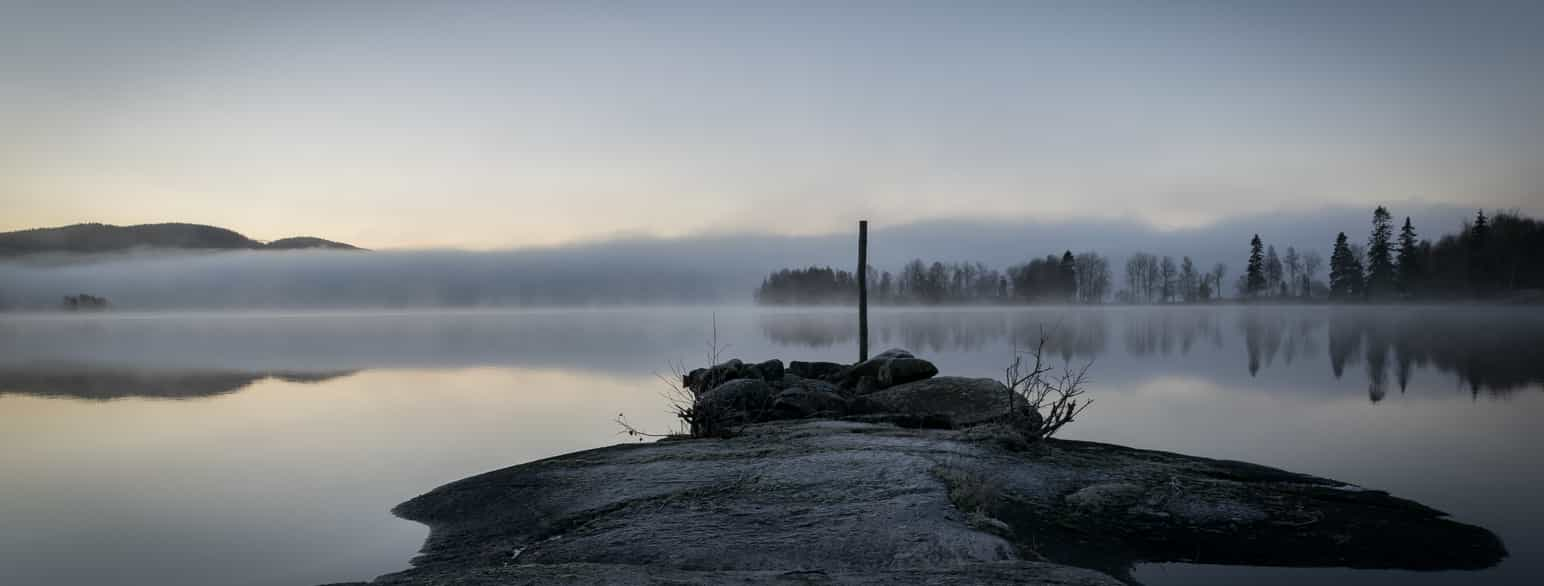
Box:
1246, 235, 1266, 296
1366, 206, 1396, 297
1469, 209, 1491, 294
1396, 217, 1421, 296
1059, 250, 1077, 302
1330, 232, 1353, 299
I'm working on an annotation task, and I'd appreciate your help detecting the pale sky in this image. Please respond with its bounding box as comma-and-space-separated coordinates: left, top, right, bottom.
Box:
3, 0, 1542, 249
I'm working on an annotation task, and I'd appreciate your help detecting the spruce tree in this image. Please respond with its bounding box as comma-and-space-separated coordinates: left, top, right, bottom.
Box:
1365, 206, 1396, 298
1469, 210, 1490, 294
1330, 232, 1352, 299
1246, 235, 1266, 296
1059, 250, 1077, 302
1396, 217, 1420, 296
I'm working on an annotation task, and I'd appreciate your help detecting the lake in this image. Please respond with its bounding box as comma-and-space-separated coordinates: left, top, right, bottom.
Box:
1, 306, 1541, 585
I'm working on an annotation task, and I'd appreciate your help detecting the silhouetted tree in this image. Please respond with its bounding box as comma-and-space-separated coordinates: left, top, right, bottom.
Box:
1330, 233, 1351, 298
1301, 250, 1323, 297
1125, 252, 1156, 303
1396, 217, 1421, 296
1350, 243, 1368, 296
1469, 209, 1492, 295
1210, 263, 1227, 301
1179, 256, 1198, 302
1073, 251, 1111, 304
1159, 256, 1177, 303
1245, 235, 1266, 297
1329, 232, 1366, 299
1058, 251, 1077, 302
755, 266, 857, 304
1264, 245, 1283, 296
1283, 247, 1301, 296
1365, 206, 1396, 298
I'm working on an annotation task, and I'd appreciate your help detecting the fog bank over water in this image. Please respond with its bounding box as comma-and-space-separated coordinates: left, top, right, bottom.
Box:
0, 204, 1487, 309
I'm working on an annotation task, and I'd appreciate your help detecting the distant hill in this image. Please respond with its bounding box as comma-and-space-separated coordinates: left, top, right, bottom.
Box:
261, 236, 361, 250
0, 223, 361, 256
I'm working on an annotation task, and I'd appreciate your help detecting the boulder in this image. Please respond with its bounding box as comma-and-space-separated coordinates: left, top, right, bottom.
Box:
780, 374, 839, 395
854, 375, 879, 395
836, 360, 884, 389
787, 360, 845, 380
862, 376, 1011, 428
877, 357, 938, 388
755, 359, 785, 382
687, 358, 787, 391
693, 379, 776, 434
685, 359, 745, 392
772, 387, 849, 419
741, 363, 765, 382
838, 348, 921, 389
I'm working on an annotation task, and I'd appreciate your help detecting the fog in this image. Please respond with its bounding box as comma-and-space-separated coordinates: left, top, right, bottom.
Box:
0, 204, 1480, 309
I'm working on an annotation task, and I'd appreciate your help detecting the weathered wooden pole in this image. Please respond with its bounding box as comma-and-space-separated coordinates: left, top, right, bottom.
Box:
858, 220, 869, 362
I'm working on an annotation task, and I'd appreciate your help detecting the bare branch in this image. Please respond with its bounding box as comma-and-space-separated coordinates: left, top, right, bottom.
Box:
1001, 332, 1094, 441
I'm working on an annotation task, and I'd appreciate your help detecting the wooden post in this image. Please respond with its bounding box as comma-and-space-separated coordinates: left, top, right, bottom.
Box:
858, 220, 869, 362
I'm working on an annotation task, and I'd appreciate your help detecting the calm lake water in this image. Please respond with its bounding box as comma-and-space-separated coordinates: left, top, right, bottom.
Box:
1, 306, 1541, 585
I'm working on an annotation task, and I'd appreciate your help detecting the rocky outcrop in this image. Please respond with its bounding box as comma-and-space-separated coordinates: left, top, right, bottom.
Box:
772, 386, 849, 419
877, 357, 941, 388
335, 420, 1505, 586
861, 376, 1010, 428
693, 378, 776, 435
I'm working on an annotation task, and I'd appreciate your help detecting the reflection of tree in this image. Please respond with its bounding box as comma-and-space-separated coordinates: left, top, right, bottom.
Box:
1327, 309, 1544, 397
760, 308, 1544, 400
759, 314, 858, 348
759, 310, 1108, 359
1123, 309, 1222, 358
1365, 324, 1389, 403
1237, 310, 1324, 377
1327, 315, 1363, 379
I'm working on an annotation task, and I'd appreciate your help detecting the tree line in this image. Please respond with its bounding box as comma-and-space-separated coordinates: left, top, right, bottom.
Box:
755, 252, 1113, 305
754, 208, 1541, 305
1242, 208, 1543, 301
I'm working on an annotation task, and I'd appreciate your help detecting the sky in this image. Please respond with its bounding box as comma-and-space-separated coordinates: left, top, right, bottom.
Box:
3, 0, 1542, 249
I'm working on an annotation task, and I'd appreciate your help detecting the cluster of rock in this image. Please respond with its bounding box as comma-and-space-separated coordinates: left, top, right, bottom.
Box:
684, 348, 1026, 437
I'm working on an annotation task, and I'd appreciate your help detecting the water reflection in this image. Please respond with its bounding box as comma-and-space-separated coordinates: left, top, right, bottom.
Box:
760, 309, 1108, 360
1238, 311, 1323, 377
1125, 309, 1224, 357
1324, 308, 1544, 398
761, 307, 1543, 399
2, 307, 1542, 586
0, 366, 354, 400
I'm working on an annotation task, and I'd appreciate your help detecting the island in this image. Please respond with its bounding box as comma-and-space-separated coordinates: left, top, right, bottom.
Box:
326, 350, 1506, 585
